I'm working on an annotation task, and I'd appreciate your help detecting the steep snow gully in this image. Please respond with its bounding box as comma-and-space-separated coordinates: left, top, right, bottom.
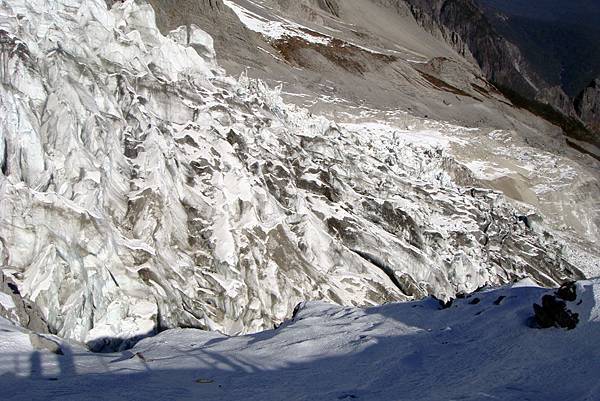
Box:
0, 0, 597, 349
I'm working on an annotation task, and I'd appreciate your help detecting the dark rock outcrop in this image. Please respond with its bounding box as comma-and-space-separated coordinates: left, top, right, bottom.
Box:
575, 79, 600, 134
402, 0, 599, 150
316, 0, 341, 17
536, 86, 577, 118
0, 272, 50, 334
478, 0, 600, 99
533, 282, 580, 330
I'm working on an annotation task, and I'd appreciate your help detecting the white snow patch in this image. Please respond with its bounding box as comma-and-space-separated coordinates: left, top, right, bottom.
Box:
224, 0, 331, 44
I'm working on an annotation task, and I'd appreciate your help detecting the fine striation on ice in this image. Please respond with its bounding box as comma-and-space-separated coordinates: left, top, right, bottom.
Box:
0, 0, 592, 348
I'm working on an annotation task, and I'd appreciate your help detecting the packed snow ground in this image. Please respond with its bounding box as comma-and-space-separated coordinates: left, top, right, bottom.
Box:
0, 279, 599, 401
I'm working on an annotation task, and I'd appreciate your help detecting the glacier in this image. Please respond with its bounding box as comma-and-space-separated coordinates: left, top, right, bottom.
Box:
0, 0, 596, 350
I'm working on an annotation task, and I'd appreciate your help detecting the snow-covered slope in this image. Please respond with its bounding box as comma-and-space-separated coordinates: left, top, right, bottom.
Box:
0, 279, 599, 400
0, 0, 596, 349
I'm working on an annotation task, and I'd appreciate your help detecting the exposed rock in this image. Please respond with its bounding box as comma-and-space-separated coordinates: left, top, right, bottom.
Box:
536, 86, 577, 118
493, 295, 505, 305
533, 291, 579, 330
437, 298, 454, 310
29, 333, 63, 355
0, 272, 50, 334
575, 79, 600, 134
556, 281, 577, 302
478, 0, 600, 99
404, 0, 599, 152
402, 0, 541, 98
139, 0, 227, 31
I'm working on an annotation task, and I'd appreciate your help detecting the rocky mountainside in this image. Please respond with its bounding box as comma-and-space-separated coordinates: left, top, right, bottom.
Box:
403, 0, 599, 149
478, 0, 600, 98
575, 79, 600, 134
211, 1, 600, 249
131, 0, 600, 152
402, 0, 540, 97
476, 0, 600, 142
0, 0, 598, 353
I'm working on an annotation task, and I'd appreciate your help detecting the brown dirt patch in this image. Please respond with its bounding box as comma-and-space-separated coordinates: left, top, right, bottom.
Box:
271, 36, 397, 75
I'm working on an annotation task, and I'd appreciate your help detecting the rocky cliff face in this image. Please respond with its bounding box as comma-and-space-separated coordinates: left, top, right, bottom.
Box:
402, 0, 599, 152
401, 0, 541, 98
575, 79, 600, 134
536, 86, 577, 118
0, 0, 593, 350
478, 0, 600, 99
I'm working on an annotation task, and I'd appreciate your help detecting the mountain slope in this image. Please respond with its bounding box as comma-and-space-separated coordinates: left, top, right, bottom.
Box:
399, 0, 600, 147
478, 0, 600, 97
402, 0, 540, 97
476, 0, 600, 137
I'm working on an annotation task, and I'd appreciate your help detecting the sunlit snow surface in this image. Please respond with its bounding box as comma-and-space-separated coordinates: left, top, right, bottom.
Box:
1, 279, 599, 400
224, 0, 332, 44
0, 0, 596, 349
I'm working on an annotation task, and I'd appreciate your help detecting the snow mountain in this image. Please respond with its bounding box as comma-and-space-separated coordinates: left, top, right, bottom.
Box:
0, 0, 598, 354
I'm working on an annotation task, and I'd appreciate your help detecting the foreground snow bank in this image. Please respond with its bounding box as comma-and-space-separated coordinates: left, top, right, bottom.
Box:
0, 279, 599, 401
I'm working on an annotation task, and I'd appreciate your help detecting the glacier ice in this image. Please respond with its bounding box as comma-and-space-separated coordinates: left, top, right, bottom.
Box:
0, 0, 592, 348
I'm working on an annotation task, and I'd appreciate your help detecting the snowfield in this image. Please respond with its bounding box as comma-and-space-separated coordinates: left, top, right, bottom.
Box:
0, 279, 599, 400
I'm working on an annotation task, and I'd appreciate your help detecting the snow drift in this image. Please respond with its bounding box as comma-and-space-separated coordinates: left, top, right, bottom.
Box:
0, 279, 599, 400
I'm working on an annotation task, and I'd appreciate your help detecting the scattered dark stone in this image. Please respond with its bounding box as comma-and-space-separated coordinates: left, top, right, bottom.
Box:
475, 310, 483, 316
7, 283, 20, 295
468, 297, 481, 305
438, 298, 454, 310
473, 285, 489, 293
338, 394, 358, 400
493, 295, 506, 305
291, 303, 303, 321
533, 294, 579, 330
556, 281, 577, 302
517, 215, 531, 229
